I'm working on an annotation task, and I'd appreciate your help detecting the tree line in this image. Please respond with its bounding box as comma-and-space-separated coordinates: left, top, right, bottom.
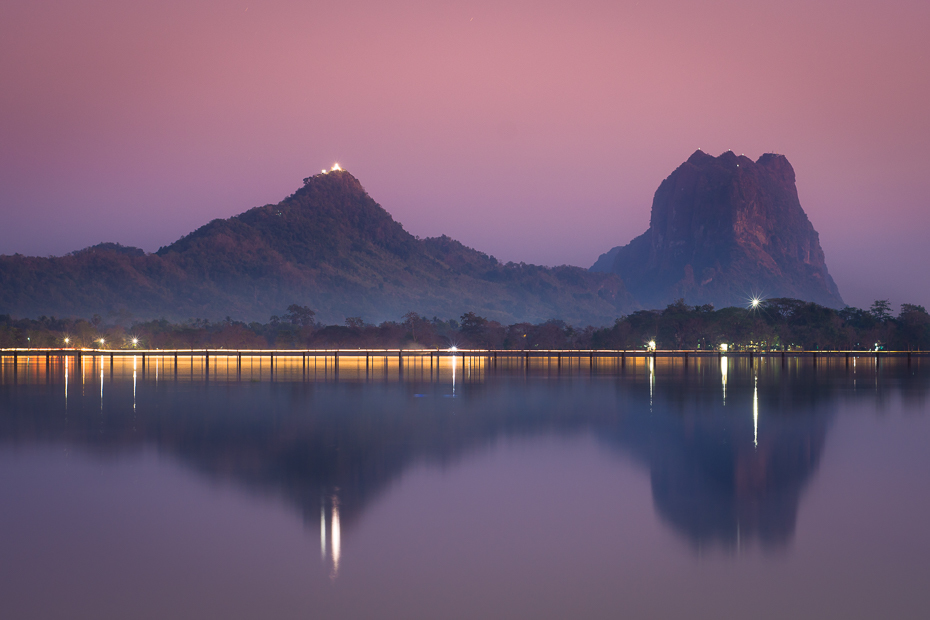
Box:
1, 299, 928, 351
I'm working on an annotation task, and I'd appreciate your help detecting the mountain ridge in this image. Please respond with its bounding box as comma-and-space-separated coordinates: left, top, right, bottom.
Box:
0, 170, 636, 325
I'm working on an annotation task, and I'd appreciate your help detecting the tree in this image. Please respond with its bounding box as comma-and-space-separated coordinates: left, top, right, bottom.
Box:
460, 312, 488, 339
870, 300, 892, 323
402, 312, 432, 344
284, 304, 316, 327
897, 304, 930, 350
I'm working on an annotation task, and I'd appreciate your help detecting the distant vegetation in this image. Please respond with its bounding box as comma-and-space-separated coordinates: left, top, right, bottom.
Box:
2, 299, 927, 351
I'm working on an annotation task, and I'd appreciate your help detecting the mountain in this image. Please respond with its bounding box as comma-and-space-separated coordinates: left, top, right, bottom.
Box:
591, 150, 844, 309
0, 170, 635, 325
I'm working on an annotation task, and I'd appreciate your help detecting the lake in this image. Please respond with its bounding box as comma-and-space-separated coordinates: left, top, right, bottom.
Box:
1, 353, 928, 619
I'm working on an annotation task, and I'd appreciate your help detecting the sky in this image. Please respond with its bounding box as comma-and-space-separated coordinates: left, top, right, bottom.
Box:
1, 0, 928, 310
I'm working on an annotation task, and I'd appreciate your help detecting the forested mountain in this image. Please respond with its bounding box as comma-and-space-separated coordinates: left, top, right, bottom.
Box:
0, 170, 635, 325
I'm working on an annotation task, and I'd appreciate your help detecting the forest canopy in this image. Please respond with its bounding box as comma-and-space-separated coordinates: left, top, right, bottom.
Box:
1, 299, 927, 352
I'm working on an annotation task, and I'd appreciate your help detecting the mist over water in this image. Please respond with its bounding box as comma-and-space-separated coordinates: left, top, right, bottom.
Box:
1, 354, 929, 619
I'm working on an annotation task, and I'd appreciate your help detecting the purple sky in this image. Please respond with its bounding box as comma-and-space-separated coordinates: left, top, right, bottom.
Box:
1, 0, 928, 310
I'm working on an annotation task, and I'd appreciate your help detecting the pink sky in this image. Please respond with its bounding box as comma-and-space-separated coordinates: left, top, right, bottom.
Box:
1, 0, 928, 309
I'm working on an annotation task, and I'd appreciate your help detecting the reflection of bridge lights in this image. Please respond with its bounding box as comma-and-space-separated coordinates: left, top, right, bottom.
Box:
721, 355, 728, 405
648, 356, 655, 408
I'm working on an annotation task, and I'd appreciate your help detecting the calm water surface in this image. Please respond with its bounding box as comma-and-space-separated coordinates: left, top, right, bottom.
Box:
1, 354, 928, 619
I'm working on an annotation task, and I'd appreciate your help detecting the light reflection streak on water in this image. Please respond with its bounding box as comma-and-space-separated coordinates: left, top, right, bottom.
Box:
451, 354, 456, 397
648, 356, 655, 410
753, 373, 759, 449
100, 358, 104, 410
331, 498, 341, 578
64, 356, 68, 404
320, 506, 327, 560
133, 356, 137, 411
721, 355, 728, 405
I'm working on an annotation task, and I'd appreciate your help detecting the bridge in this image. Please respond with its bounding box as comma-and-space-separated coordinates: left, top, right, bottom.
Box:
1, 347, 925, 384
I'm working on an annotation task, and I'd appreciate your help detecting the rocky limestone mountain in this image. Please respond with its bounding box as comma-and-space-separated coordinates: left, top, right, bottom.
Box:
0, 170, 635, 325
591, 150, 844, 309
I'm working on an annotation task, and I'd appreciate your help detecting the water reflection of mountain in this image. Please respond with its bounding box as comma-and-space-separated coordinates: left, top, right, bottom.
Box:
0, 358, 925, 550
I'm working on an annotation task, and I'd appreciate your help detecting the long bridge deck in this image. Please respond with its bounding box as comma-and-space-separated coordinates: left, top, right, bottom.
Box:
1, 348, 926, 359
1, 347, 925, 385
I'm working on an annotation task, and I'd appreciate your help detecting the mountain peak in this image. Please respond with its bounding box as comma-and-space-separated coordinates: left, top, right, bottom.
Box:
686, 149, 713, 165
592, 151, 843, 309
300, 166, 366, 195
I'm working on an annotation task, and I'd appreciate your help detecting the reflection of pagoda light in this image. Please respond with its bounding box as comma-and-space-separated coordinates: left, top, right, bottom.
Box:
320, 506, 326, 560
331, 500, 341, 576
753, 375, 759, 449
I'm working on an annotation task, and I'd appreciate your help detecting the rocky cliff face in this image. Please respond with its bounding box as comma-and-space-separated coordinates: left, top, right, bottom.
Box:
592, 150, 844, 309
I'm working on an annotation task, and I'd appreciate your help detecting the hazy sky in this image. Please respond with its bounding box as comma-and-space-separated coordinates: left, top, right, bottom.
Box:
1, 0, 928, 309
